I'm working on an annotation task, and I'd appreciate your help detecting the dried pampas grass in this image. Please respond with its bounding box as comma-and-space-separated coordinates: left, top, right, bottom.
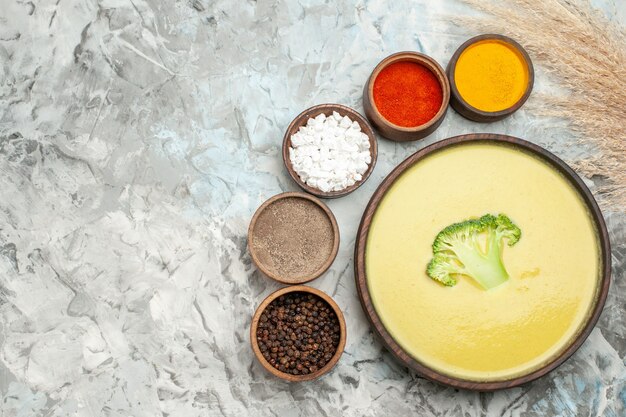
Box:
456, 0, 626, 212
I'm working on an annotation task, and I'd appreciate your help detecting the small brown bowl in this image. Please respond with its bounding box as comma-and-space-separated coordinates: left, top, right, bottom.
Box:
282, 103, 378, 199
248, 192, 340, 284
250, 285, 347, 382
363, 52, 450, 142
447, 34, 534, 122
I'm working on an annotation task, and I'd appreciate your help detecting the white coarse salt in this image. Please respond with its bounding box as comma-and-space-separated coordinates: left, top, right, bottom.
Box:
289, 111, 372, 193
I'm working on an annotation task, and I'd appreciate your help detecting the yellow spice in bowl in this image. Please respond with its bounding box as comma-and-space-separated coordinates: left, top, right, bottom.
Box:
454, 39, 530, 112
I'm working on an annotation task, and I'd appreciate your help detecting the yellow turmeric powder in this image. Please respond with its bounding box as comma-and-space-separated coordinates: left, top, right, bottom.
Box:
454, 40, 530, 112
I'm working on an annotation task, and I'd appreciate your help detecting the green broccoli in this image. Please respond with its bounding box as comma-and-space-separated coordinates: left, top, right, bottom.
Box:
426, 214, 521, 290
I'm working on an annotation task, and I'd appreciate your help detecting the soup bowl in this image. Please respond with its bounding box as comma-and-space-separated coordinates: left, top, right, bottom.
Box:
354, 133, 610, 391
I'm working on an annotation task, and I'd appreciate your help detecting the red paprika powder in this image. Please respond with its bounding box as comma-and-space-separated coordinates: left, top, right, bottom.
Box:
373, 61, 443, 127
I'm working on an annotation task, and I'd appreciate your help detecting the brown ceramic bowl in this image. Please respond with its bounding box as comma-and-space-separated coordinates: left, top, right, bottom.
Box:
248, 192, 340, 284
250, 285, 347, 382
354, 133, 611, 391
282, 103, 378, 199
447, 34, 534, 122
363, 51, 450, 142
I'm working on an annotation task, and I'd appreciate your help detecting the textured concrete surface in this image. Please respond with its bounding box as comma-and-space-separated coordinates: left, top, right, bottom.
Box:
0, 0, 624, 416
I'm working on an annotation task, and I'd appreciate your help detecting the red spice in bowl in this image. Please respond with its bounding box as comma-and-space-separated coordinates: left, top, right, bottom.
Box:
373, 61, 444, 127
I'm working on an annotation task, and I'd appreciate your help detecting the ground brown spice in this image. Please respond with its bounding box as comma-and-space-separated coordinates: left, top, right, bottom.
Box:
256, 292, 341, 375
250, 197, 334, 282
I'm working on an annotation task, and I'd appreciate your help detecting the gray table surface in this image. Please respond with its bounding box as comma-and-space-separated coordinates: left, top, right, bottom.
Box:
0, 0, 624, 416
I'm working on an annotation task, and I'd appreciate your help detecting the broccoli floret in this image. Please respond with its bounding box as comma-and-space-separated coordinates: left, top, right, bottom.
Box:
426, 214, 521, 290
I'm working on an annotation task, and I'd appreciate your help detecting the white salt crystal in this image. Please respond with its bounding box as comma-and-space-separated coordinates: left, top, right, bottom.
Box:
289, 111, 372, 192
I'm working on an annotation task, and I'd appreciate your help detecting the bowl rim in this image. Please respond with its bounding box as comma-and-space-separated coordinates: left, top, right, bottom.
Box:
248, 192, 340, 284
250, 285, 347, 382
447, 34, 535, 121
366, 51, 451, 132
353, 133, 611, 391
282, 103, 378, 199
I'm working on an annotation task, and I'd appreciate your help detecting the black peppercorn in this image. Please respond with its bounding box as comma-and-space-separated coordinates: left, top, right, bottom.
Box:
257, 292, 341, 376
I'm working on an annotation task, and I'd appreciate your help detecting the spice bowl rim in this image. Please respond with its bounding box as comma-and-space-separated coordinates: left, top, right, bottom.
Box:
248, 192, 340, 285
363, 51, 451, 141
446, 34, 535, 122
250, 285, 347, 382
282, 103, 378, 199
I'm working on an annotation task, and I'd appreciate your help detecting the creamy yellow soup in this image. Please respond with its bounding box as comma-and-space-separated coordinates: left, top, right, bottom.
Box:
366, 143, 600, 381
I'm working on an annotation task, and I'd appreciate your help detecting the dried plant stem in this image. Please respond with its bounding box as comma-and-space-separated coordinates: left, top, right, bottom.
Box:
456, 0, 626, 212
